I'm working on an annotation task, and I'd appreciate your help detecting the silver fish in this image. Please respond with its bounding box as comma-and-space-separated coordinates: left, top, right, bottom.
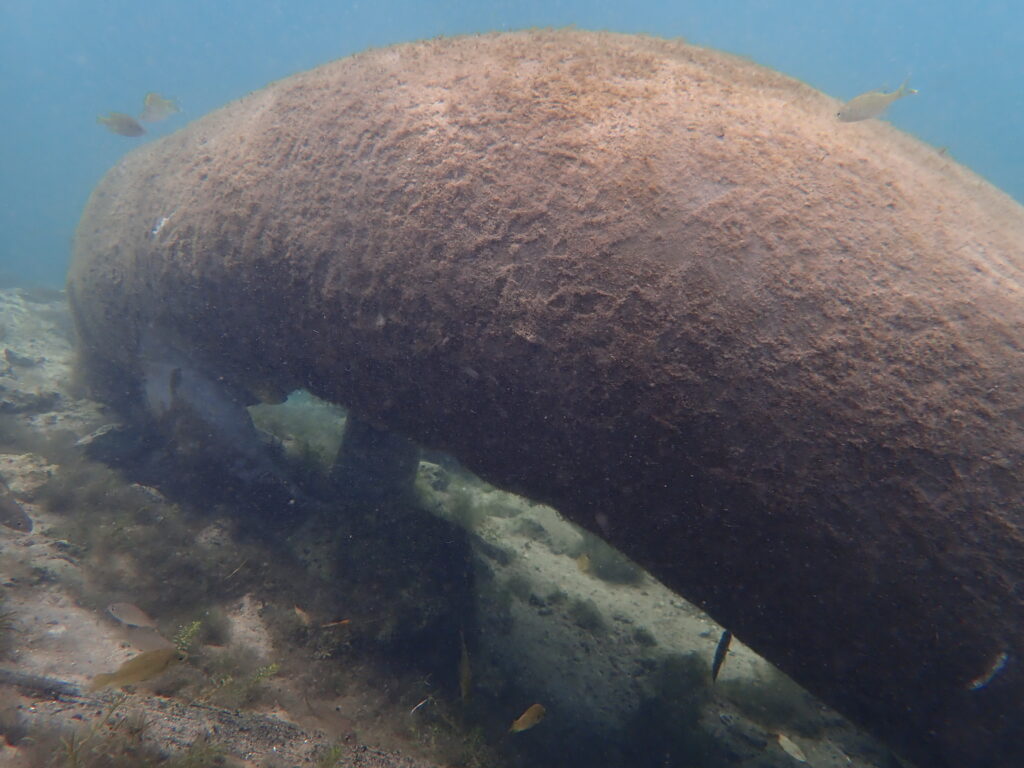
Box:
837, 79, 916, 122
107, 602, 157, 628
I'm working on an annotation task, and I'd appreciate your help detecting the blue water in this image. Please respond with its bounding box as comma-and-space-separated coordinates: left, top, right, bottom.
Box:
2, 0, 1022, 286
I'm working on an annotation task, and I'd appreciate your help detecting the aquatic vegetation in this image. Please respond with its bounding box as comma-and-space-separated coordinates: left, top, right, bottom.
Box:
315, 744, 346, 768
33, 453, 157, 521
404, 694, 499, 768
16, 707, 227, 768
444, 484, 491, 531
619, 652, 723, 768
195, 644, 279, 709
566, 596, 606, 633
719, 665, 817, 733
32, 452, 279, 627
171, 606, 233, 651
512, 516, 550, 543
167, 735, 227, 768
194, 606, 233, 647
413, 464, 494, 532
174, 619, 203, 652
544, 588, 567, 605
502, 573, 533, 603
631, 626, 658, 648
15, 395, 480, 764
250, 662, 279, 683
57, 695, 129, 767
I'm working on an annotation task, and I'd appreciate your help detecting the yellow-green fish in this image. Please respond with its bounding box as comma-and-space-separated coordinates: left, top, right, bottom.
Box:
509, 703, 545, 733
88, 647, 185, 691
139, 92, 180, 122
97, 112, 145, 137
836, 79, 916, 122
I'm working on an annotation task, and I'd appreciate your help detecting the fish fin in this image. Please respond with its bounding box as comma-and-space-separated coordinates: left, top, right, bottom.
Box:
897, 77, 917, 96
87, 673, 115, 691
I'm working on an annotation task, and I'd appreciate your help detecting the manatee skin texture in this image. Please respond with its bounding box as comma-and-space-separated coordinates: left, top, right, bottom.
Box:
68, 31, 1024, 767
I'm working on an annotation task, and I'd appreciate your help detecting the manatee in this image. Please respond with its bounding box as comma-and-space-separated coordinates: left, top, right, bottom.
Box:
67, 30, 1024, 767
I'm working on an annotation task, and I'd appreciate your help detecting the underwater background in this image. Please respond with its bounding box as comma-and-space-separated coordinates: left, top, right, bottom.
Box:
1, 3, 1023, 768
1, 0, 1023, 286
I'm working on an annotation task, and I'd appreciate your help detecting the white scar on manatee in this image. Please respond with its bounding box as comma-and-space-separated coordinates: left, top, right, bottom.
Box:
150, 210, 176, 237
967, 650, 1009, 691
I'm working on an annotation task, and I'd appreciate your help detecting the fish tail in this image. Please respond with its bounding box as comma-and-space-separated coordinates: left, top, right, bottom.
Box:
897, 77, 917, 96
87, 673, 115, 691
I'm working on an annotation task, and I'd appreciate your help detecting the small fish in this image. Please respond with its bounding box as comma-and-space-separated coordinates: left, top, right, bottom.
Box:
0, 492, 32, 532
88, 647, 186, 691
321, 618, 351, 628
458, 630, 472, 703
97, 112, 145, 137
575, 553, 592, 574
294, 605, 312, 627
836, 78, 917, 122
509, 703, 546, 733
107, 602, 157, 629
139, 92, 180, 122
711, 629, 732, 682
777, 733, 808, 763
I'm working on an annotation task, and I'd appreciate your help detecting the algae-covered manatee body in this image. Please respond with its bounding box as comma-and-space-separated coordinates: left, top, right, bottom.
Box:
68, 30, 1024, 768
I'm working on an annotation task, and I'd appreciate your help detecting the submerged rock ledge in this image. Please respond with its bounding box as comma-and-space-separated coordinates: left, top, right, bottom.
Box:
69, 29, 1024, 768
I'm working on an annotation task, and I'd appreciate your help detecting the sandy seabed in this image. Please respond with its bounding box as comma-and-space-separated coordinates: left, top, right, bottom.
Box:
0, 285, 902, 767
